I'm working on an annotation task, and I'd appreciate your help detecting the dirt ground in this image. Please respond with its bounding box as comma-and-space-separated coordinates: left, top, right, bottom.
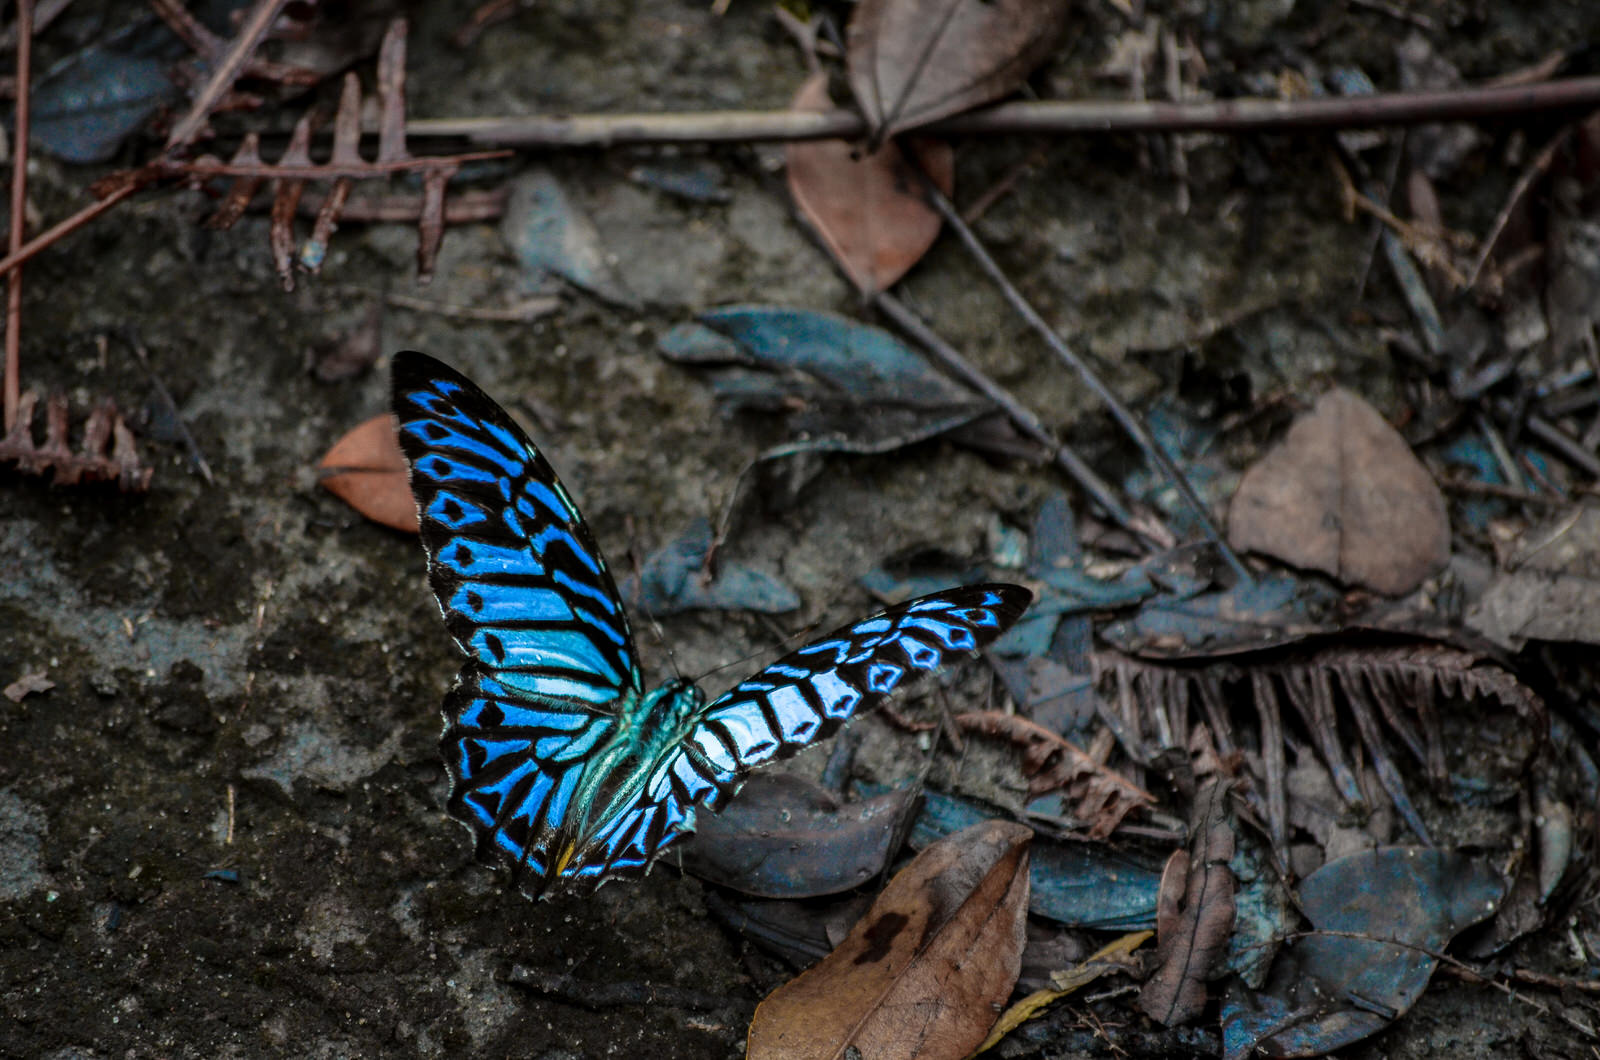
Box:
2, 1, 1597, 1058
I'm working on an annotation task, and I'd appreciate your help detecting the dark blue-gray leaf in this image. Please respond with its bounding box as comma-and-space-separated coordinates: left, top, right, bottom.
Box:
683, 774, 920, 898
703, 889, 873, 969
1221, 847, 1505, 1059
34, 47, 176, 163
1101, 574, 1342, 659
501, 168, 637, 307
625, 518, 799, 615
697, 305, 968, 406
900, 788, 1162, 930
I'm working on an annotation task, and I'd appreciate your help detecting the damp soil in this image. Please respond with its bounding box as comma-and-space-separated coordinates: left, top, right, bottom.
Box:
3, 2, 1597, 1058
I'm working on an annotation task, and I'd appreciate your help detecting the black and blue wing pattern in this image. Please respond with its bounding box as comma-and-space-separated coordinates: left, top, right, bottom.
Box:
626, 585, 1031, 844
392, 351, 643, 888
393, 351, 1032, 898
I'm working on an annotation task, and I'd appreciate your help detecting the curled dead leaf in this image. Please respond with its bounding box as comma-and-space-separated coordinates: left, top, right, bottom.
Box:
1139, 780, 1237, 1026
747, 819, 1032, 1060
786, 73, 954, 295
317, 414, 418, 533
953, 710, 1153, 838
1227, 388, 1450, 596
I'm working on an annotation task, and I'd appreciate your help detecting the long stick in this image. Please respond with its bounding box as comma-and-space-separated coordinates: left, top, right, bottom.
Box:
872, 291, 1160, 546
404, 75, 1600, 148
4, 0, 33, 432
914, 172, 1253, 583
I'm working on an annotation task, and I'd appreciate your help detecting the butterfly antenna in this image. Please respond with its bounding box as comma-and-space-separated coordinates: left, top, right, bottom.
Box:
623, 517, 684, 683
689, 614, 824, 687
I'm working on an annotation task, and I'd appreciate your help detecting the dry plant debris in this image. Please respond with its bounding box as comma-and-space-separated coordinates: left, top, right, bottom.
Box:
847, 0, 1071, 143
1139, 780, 1237, 1026
0, 390, 152, 491
954, 710, 1154, 838
746, 820, 1032, 1060
316, 413, 416, 533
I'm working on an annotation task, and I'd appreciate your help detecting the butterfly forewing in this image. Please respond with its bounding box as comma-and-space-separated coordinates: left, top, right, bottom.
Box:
393, 351, 645, 888
392, 351, 643, 704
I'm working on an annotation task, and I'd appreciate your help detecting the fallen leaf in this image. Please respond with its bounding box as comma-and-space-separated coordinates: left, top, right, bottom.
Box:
747, 819, 1032, 1060
1227, 389, 1450, 596
680, 304, 973, 406
4, 672, 55, 702
847, 0, 1071, 143
1221, 847, 1505, 1059
898, 788, 1162, 930
1466, 503, 1600, 648
786, 73, 954, 295
705, 890, 875, 969
501, 167, 637, 307
317, 414, 418, 533
621, 517, 799, 614
683, 774, 921, 898
1139, 780, 1237, 1026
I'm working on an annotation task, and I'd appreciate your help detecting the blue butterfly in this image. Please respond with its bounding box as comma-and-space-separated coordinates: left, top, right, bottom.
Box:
391, 351, 1031, 898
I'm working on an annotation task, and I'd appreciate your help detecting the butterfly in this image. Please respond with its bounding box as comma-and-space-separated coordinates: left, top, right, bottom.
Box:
391, 350, 1031, 898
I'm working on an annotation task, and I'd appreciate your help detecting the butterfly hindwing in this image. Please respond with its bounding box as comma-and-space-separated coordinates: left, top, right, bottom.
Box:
625, 584, 1033, 853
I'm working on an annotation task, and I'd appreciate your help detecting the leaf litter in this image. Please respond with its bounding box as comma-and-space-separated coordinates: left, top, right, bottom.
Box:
682, 774, 921, 898
746, 820, 1032, 1060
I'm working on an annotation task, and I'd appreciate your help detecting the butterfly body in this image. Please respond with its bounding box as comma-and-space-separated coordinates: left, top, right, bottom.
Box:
393, 351, 1030, 898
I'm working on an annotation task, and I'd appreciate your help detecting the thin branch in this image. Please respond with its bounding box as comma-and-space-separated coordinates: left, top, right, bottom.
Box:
0, 179, 143, 280
912, 167, 1253, 583
120, 333, 213, 485
164, 0, 294, 150
873, 290, 1160, 545
403, 75, 1600, 148
4, 0, 32, 432
152, 151, 510, 183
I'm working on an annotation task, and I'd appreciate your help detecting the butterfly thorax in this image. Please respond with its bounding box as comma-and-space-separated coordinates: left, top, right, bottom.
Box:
565, 678, 707, 848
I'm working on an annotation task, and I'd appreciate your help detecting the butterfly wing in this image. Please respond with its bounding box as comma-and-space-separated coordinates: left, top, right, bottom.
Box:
593, 584, 1032, 874
392, 351, 643, 888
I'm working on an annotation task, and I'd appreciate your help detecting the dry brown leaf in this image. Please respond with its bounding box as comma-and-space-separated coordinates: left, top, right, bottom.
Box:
317, 414, 418, 533
786, 74, 954, 295
953, 711, 1153, 838
747, 819, 1032, 1060
1138, 780, 1236, 1026
1227, 388, 1450, 596
847, 0, 1071, 143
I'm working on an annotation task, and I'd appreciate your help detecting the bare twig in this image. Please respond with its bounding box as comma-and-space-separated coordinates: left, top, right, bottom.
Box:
1466, 126, 1571, 289
403, 75, 1600, 148
4, 0, 31, 432
912, 167, 1252, 583
119, 333, 213, 485
328, 285, 559, 323
0, 179, 143, 282
873, 290, 1160, 545
164, 0, 295, 150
